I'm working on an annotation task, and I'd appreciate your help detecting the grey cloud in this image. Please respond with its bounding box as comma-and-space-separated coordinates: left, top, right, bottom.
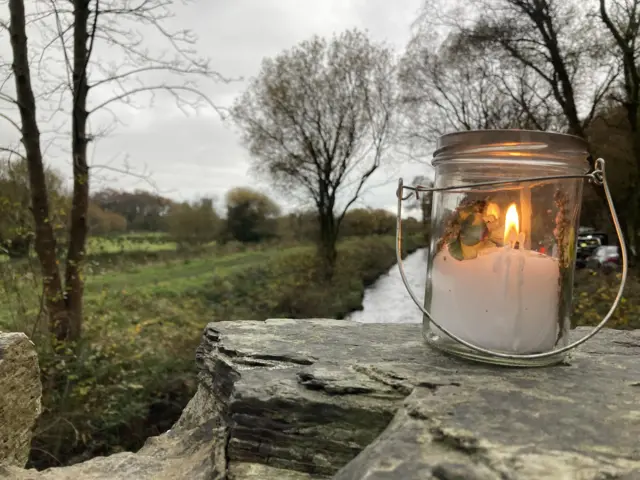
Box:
2, 0, 430, 215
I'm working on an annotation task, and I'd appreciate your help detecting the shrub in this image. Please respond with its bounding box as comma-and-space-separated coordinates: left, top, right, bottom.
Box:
572, 268, 640, 329
198, 235, 424, 321
167, 198, 220, 248
29, 291, 203, 468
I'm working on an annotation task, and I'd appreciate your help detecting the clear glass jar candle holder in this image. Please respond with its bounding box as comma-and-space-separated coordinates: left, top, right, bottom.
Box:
395, 130, 627, 367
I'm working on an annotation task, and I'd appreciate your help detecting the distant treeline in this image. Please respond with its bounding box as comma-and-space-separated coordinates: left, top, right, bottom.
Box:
88, 186, 425, 247
0, 163, 426, 258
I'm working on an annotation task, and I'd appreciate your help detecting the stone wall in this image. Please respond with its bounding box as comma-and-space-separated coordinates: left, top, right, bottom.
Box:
2, 320, 640, 479
0, 332, 41, 468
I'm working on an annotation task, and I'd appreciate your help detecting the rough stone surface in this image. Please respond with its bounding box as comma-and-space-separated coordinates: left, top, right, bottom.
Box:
1, 421, 228, 480
0, 332, 42, 468
4, 320, 640, 479
334, 327, 640, 479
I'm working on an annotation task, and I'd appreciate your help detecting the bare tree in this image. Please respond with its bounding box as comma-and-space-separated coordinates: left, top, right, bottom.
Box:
414, 0, 617, 137
5, 0, 224, 341
598, 0, 640, 253
599, 0, 640, 132
585, 103, 637, 231
231, 30, 396, 279
399, 28, 559, 151
470, 0, 617, 137
412, 0, 635, 254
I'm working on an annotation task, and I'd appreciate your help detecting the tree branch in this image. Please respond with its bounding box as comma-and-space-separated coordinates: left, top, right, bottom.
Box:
87, 84, 224, 116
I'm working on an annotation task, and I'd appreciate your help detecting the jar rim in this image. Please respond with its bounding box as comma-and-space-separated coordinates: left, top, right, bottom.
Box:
433, 129, 590, 169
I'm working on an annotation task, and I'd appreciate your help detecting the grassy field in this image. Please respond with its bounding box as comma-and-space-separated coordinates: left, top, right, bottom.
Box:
85, 246, 306, 295
0, 233, 426, 469
0, 240, 311, 334
0, 232, 179, 265
86, 232, 179, 255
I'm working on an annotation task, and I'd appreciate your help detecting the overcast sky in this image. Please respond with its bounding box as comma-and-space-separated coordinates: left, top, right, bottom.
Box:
2, 0, 431, 214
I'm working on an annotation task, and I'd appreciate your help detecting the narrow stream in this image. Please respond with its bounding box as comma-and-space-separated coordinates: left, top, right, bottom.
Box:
347, 249, 427, 324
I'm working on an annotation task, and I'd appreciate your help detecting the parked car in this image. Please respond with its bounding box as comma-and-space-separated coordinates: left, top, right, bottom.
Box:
576, 231, 608, 268
586, 245, 621, 271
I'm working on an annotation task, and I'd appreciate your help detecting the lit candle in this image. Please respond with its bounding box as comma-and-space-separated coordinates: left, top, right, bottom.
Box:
429, 203, 560, 354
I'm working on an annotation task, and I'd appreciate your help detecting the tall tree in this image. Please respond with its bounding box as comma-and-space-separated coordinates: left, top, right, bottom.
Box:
399, 29, 557, 150
231, 29, 396, 279
413, 0, 634, 254
598, 0, 640, 253
5, 0, 223, 341
225, 187, 281, 243
477, 1, 609, 136
417, 0, 617, 137
92, 189, 174, 232
167, 197, 220, 248
585, 104, 636, 234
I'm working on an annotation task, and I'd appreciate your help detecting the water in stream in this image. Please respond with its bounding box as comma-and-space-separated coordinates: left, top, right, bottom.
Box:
347, 248, 427, 324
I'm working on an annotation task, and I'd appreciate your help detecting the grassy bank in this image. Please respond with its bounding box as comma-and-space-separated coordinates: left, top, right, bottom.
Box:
0, 234, 424, 469
86, 232, 179, 255
573, 268, 640, 329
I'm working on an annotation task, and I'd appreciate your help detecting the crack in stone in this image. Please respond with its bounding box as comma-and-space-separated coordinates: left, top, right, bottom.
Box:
296, 372, 376, 395
352, 364, 463, 398
430, 427, 485, 455
246, 353, 315, 366
217, 346, 316, 369
218, 346, 240, 357
203, 328, 221, 342
351, 365, 414, 395
221, 425, 232, 480
613, 340, 640, 349
233, 358, 273, 367
417, 381, 462, 391
431, 462, 495, 480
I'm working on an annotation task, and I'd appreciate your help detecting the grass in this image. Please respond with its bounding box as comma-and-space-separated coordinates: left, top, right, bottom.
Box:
0, 233, 179, 265
85, 247, 306, 294
86, 232, 178, 255
573, 268, 639, 329
0, 233, 426, 470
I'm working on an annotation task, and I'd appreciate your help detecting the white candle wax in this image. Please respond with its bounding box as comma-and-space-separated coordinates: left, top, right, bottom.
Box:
429, 245, 560, 354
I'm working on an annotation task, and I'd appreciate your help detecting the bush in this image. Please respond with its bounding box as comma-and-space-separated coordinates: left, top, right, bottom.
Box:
198, 235, 424, 321
167, 198, 220, 248
224, 187, 281, 243
87, 203, 128, 235
29, 292, 203, 468
572, 268, 640, 329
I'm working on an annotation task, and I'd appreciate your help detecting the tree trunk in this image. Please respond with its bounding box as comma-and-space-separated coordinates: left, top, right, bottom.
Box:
627, 112, 640, 264
318, 211, 338, 281
419, 197, 428, 242
626, 178, 640, 264
597, 0, 640, 264
8, 0, 69, 340
64, 0, 91, 340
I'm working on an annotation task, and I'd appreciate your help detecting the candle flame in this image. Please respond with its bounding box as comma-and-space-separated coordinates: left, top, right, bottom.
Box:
504, 203, 519, 244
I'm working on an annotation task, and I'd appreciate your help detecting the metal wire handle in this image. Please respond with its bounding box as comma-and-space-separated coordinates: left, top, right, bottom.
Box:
395, 158, 628, 360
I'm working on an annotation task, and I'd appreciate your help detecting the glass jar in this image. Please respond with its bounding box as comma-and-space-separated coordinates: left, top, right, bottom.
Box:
423, 130, 589, 367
